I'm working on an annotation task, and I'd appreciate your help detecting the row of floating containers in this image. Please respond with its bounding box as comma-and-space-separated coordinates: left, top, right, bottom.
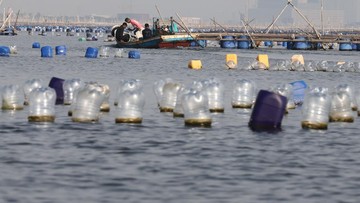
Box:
2, 76, 360, 131
219, 35, 360, 51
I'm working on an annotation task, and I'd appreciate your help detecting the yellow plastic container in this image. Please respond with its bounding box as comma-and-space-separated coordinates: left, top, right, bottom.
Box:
226, 54, 237, 69
256, 54, 269, 69
188, 60, 202, 70
291, 54, 305, 65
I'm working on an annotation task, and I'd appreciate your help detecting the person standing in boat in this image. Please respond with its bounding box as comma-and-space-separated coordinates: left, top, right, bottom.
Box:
169, 17, 178, 34
125, 17, 144, 39
142, 23, 153, 40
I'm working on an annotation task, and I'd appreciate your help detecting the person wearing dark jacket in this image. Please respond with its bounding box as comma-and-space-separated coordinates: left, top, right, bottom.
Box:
112, 23, 128, 42
142, 23, 153, 39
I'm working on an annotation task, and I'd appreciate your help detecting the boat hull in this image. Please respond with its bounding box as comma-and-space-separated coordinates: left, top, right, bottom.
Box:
115, 34, 195, 49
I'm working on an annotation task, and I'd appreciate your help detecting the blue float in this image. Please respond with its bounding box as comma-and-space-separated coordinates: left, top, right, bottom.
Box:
264, 41, 273, 47
290, 80, 307, 105
0, 46, 10, 57
85, 47, 98, 58
293, 36, 309, 50
356, 44, 360, 51
32, 42, 40, 48
286, 41, 293, 50
48, 77, 65, 105
220, 36, 236, 49
339, 40, 352, 51
128, 50, 140, 59
55, 45, 67, 55
41, 46, 53, 58
237, 35, 250, 49
282, 41, 288, 47
190, 40, 207, 47
248, 90, 287, 131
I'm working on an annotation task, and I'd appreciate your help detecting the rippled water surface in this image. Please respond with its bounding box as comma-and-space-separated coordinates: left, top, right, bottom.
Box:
1, 33, 360, 203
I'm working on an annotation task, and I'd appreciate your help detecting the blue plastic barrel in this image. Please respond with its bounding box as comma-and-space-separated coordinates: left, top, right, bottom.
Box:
32, 42, 41, 48
85, 47, 98, 58
41, 46, 53, 58
48, 77, 65, 105
356, 44, 360, 51
190, 40, 207, 47
286, 41, 293, 50
282, 41, 288, 47
264, 41, 273, 47
128, 50, 140, 59
0, 46, 10, 57
220, 36, 236, 49
339, 41, 352, 51
55, 45, 67, 55
290, 80, 307, 105
237, 35, 250, 49
248, 90, 287, 131
293, 36, 309, 50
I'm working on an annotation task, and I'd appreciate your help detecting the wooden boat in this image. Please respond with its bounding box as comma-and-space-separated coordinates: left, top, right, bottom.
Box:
115, 34, 196, 48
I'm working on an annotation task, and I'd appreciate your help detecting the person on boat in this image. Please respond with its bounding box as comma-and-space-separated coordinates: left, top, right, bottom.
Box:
153, 18, 161, 36
125, 17, 144, 38
142, 23, 153, 39
169, 17, 179, 34
112, 23, 128, 42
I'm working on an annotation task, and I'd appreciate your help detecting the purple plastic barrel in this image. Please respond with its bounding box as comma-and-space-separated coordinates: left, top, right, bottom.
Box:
48, 77, 65, 105
248, 90, 287, 131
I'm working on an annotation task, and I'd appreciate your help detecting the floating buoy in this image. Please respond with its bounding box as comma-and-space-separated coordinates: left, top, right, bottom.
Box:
85, 47, 98, 58
23, 79, 43, 105
41, 46, 53, 58
237, 35, 250, 49
115, 79, 143, 106
203, 78, 225, 113
183, 89, 212, 127
226, 54, 237, 69
159, 81, 181, 112
301, 87, 331, 130
289, 80, 307, 105
71, 83, 106, 123
55, 45, 67, 55
10, 46, 17, 54
248, 90, 287, 131
220, 35, 236, 49
188, 60, 202, 69
63, 79, 84, 105
114, 49, 124, 58
99, 46, 110, 58
271, 83, 296, 111
115, 88, 145, 124
48, 77, 65, 105
128, 50, 140, 59
1, 85, 24, 110
293, 36, 309, 50
256, 54, 269, 69
339, 40, 352, 51
0, 46, 10, 57
232, 79, 256, 108
329, 91, 354, 122
32, 42, 40, 48
99, 84, 111, 112
28, 87, 56, 122
291, 54, 305, 65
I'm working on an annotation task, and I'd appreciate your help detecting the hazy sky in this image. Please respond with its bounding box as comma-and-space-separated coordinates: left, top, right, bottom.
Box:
2, 0, 254, 21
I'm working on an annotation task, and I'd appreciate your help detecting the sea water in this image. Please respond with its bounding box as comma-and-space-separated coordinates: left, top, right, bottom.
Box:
0, 32, 360, 203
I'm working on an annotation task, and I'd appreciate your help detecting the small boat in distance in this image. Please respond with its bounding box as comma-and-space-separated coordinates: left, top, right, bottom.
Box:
114, 31, 196, 49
